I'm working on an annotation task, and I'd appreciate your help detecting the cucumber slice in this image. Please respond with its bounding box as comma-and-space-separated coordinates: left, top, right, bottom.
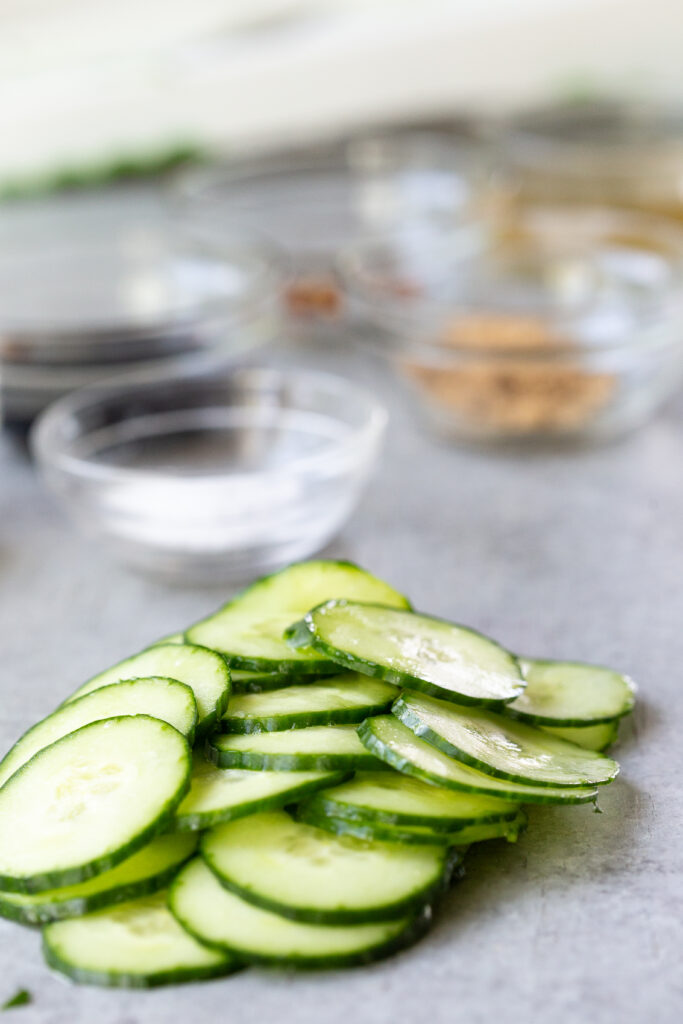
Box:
508, 658, 636, 726
445, 813, 528, 847
186, 561, 410, 674
170, 858, 428, 968
293, 806, 453, 846
65, 644, 230, 737
208, 724, 383, 771
144, 640, 318, 700
393, 691, 619, 788
231, 669, 322, 694
286, 601, 524, 706
201, 810, 447, 924
0, 834, 197, 925
174, 755, 349, 831
0, 716, 191, 893
300, 771, 520, 830
296, 806, 526, 847
43, 891, 238, 988
359, 716, 599, 805
221, 674, 398, 733
543, 720, 620, 752
0, 678, 197, 788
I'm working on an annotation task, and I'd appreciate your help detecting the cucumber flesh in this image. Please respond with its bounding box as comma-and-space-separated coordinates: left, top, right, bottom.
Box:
221, 674, 398, 733
301, 771, 520, 830
508, 658, 636, 726
296, 806, 526, 847
393, 690, 619, 788
201, 810, 447, 924
65, 644, 230, 737
186, 560, 410, 674
543, 720, 620, 752
287, 601, 524, 706
293, 806, 456, 846
446, 812, 528, 847
231, 669, 325, 694
43, 891, 238, 988
170, 858, 428, 967
208, 724, 383, 772
0, 834, 197, 925
145, 642, 329, 692
359, 716, 599, 805
174, 755, 349, 831
0, 716, 191, 893
0, 678, 197, 788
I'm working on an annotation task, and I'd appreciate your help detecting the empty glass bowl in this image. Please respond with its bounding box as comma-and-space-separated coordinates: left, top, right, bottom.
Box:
338, 206, 683, 444
0, 189, 282, 425
31, 367, 387, 582
174, 132, 492, 335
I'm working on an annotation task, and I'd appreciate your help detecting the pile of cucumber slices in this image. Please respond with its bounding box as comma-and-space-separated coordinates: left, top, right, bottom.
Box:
0, 561, 635, 988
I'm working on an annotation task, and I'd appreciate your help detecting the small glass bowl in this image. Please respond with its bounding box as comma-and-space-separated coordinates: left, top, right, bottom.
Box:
31, 367, 387, 582
173, 131, 492, 335
0, 190, 282, 425
503, 101, 683, 217
338, 206, 683, 444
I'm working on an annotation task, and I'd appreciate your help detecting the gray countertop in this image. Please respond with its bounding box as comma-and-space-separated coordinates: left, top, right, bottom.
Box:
1, 340, 681, 1024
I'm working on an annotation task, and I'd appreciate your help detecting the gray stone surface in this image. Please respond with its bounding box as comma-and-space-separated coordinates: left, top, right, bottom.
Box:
1, 340, 681, 1024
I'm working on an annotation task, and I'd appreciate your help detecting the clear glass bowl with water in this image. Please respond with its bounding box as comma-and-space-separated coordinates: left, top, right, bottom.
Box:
31, 367, 387, 582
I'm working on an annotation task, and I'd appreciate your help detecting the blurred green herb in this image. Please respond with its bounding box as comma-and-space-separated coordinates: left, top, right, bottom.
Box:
1, 991, 31, 1010
0, 142, 206, 202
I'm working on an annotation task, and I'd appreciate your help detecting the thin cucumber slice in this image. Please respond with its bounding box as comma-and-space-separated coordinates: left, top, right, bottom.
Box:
296, 806, 526, 847
543, 720, 620, 752
508, 658, 636, 726
231, 669, 322, 694
0, 678, 197, 788
446, 812, 528, 847
174, 755, 350, 831
0, 716, 191, 893
43, 891, 238, 988
293, 806, 454, 846
301, 771, 520, 830
208, 724, 383, 771
0, 834, 197, 925
359, 716, 599, 805
186, 560, 410, 674
201, 810, 447, 924
393, 690, 619, 788
146, 639, 322, 695
144, 656, 323, 694
221, 674, 398, 733
287, 601, 524, 706
65, 644, 230, 737
170, 858, 428, 968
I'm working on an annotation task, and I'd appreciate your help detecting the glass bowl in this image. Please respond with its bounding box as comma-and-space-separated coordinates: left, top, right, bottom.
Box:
173, 131, 493, 336
338, 206, 683, 445
0, 189, 282, 425
503, 101, 683, 217
31, 367, 387, 582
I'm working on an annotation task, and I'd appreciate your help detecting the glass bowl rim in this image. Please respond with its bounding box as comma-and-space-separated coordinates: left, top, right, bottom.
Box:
0, 227, 285, 340
503, 100, 683, 176
337, 204, 683, 359
171, 129, 492, 214
31, 363, 389, 489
